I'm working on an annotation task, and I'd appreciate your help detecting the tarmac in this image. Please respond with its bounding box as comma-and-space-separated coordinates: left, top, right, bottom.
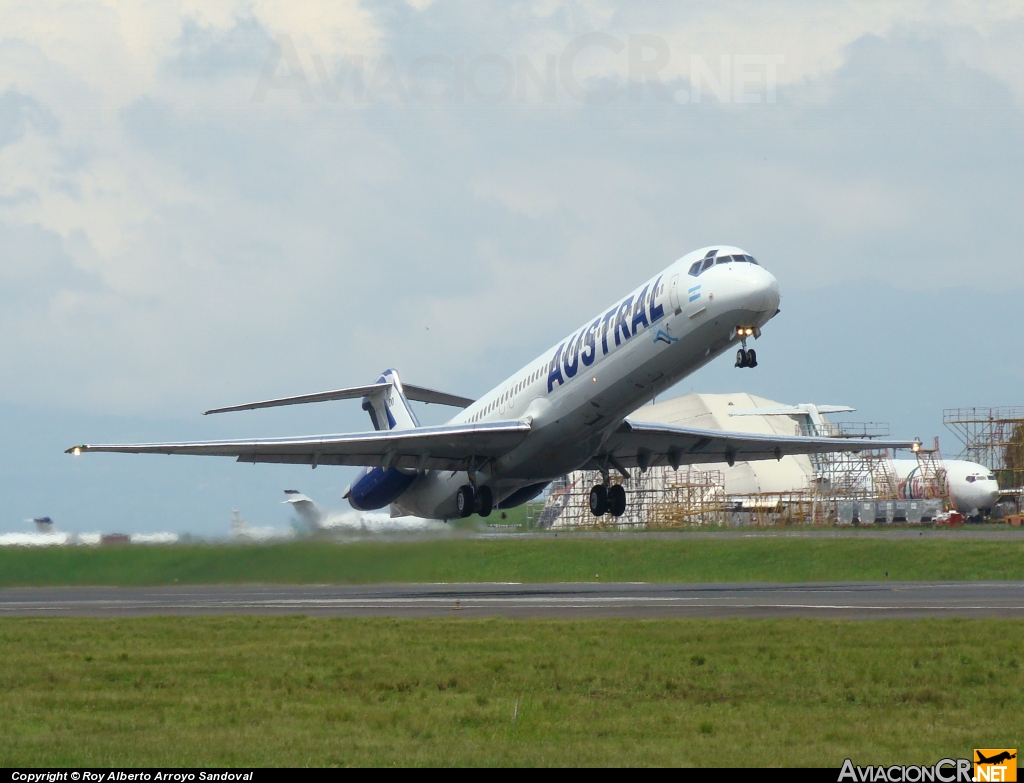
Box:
2, 581, 1024, 619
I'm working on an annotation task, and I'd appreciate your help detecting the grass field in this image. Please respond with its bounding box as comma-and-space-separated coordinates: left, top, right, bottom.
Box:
1, 617, 1020, 766
2, 536, 1024, 586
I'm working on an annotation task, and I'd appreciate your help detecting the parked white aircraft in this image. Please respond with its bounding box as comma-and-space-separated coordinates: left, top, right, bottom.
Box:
283, 489, 443, 532
728, 404, 1000, 517
68, 246, 915, 520
890, 460, 999, 518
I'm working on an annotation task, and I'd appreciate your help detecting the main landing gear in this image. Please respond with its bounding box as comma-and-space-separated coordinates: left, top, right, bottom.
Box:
589, 482, 626, 517
735, 347, 757, 368
456, 484, 493, 518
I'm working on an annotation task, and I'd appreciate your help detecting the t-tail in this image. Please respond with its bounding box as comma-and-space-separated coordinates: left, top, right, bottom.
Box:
283, 489, 324, 529
347, 369, 419, 510
361, 369, 420, 432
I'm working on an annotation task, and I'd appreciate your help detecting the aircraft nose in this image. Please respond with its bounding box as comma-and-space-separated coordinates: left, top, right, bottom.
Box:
984, 485, 1000, 510
763, 273, 781, 315
734, 267, 780, 315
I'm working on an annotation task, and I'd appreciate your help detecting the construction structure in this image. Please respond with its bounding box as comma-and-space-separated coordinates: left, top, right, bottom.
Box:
531, 393, 952, 529
944, 406, 1024, 512
533, 467, 727, 529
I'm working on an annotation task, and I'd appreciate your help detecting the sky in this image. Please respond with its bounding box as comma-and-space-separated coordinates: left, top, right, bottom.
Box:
1, 1, 1022, 535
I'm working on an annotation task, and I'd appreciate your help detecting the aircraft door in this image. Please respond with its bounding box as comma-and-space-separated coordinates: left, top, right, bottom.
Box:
669, 274, 680, 313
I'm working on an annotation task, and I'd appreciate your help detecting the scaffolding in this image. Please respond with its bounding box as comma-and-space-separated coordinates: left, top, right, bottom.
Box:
944, 407, 1024, 496
529, 421, 964, 529
909, 437, 951, 504
530, 467, 727, 529
533, 447, 957, 528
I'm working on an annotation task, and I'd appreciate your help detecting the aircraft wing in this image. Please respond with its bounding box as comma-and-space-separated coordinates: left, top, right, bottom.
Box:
598, 419, 917, 471
728, 404, 856, 416
66, 421, 530, 472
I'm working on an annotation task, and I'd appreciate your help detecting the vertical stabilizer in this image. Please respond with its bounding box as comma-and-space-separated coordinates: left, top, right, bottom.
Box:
361, 369, 420, 432
230, 509, 246, 534
283, 489, 324, 529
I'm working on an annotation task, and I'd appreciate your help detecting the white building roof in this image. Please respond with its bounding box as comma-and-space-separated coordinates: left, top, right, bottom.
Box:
629, 392, 818, 496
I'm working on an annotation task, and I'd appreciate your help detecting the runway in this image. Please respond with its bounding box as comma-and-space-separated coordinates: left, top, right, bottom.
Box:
2, 582, 1024, 619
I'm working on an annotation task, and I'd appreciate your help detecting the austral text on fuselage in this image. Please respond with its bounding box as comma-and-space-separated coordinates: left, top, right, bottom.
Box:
548, 276, 665, 393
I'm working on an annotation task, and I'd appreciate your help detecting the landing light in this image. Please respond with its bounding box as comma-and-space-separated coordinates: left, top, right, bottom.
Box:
911, 442, 921, 453
72, 447, 81, 457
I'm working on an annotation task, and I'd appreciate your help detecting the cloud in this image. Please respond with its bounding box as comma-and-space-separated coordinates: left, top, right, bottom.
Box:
0, 0, 1021, 422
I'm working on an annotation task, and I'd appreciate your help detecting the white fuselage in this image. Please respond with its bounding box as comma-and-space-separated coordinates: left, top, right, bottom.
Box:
890, 459, 1000, 517
389, 246, 782, 520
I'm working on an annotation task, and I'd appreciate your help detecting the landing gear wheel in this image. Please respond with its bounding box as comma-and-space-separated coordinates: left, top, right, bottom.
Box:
456, 485, 476, 518
476, 486, 493, 517
746, 348, 757, 368
589, 485, 609, 516
735, 348, 747, 368
608, 484, 627, 517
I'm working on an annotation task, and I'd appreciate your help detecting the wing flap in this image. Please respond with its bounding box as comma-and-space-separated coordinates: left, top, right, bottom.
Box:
601, 419, 916, 468
68, 421, 529, 472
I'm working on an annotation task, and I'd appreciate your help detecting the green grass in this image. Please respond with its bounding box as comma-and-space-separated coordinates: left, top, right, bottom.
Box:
2, 537, 1024, 586
1, 617, 1020, 766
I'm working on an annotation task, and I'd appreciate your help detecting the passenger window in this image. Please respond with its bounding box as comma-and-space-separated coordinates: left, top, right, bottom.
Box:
688, 262, 701, 276
701, 258, 715, 272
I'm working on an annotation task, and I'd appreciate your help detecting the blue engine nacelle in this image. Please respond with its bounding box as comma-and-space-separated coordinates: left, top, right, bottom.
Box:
348, 466, 416, 511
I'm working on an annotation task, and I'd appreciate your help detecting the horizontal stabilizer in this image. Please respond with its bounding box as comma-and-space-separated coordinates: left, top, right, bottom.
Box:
204, 382, 474, 415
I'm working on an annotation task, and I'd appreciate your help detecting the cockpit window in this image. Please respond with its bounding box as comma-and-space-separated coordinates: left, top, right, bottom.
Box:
966, 475, 976, 483
988, 474, 997, 481
690, 251, 762, 276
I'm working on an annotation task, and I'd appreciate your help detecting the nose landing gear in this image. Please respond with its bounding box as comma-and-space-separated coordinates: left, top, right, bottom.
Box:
733, 326, 759, 368
735, 347, 757, 368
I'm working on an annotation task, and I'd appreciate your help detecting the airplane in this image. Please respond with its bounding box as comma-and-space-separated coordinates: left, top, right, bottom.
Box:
282, 489, 443, 533
975, 751, 1016, 765
728, 404, 1000, 517
67, 245, 916, 521
890, 460, 1000, 518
